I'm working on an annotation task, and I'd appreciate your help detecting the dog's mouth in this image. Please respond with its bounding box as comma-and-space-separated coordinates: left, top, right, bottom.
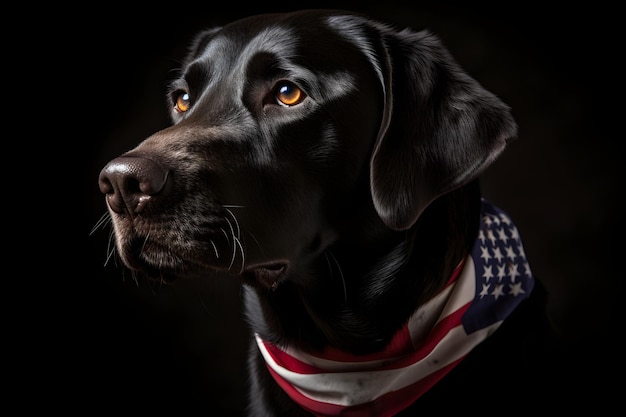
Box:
242, 260, 290, 291
118, 234, 290, 288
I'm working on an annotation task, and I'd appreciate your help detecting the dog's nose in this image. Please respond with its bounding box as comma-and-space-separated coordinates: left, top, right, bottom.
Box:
98, 156, 169, 215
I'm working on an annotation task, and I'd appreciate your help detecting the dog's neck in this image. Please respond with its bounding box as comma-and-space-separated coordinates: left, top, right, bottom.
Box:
253, 197, 535, 415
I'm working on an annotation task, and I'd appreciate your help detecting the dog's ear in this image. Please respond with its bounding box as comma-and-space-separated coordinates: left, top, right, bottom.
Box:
369, 28, 517, 231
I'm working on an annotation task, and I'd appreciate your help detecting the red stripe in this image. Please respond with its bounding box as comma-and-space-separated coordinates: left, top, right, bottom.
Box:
445, 259, 465, 286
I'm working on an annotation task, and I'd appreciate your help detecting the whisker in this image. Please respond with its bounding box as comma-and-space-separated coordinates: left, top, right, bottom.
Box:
228, 234, 238, 271
246, 232, 265, 258
223, 206, 246, 271
90, 212, 111, 236
140, 232, 151, 256
105, 244, 116, 267
224, 207, 241, 238
233, 236, 245, 273
210, 240, 219, 259
121, 267, 139, 286
104, 229, 117, 267
325, 251, 347, 304
225, 217, 237, 242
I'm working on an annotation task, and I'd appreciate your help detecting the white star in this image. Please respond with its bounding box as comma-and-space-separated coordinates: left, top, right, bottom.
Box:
499, 212, 511, 225
492, 247, 504, 263
516, 242, 526, 258
507, 263, 520, 280
480, 246, 491, 263
509, 227, 520, 242
509, 282, 526, 296
487, 229, 497, 246
482, 265, 494, 281
496, 228, 509, 242
497, 264, 507, 281
524, 262, 532, 277
505, 245, 517, 260
483, 215, 493, 227
479, 283, 490, 298
478, 229, 486, 244
491, 284, 505, 299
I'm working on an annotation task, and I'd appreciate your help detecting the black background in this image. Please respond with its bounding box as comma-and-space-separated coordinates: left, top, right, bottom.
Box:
21, 1, 622, 414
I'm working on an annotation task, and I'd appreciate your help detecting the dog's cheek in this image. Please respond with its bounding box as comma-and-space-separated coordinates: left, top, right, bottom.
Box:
235, 180, 327, 263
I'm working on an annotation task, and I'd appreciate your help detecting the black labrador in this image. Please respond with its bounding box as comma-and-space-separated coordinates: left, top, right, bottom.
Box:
98, 9, 560, 416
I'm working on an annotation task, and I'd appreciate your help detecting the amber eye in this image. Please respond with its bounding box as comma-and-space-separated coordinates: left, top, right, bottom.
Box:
174, 92, 191, 113
275, 82, 306, 107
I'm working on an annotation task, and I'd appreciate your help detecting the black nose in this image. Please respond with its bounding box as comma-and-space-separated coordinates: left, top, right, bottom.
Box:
98, 156, 169, 215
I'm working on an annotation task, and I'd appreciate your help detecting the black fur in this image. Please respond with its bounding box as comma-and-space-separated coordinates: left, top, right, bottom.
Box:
98, 9, 559, 415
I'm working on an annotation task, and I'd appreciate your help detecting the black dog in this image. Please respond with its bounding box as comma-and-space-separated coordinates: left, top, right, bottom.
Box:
98, 9, 560, 415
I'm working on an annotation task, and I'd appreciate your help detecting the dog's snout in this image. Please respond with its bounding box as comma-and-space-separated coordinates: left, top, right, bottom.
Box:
99, 156, 169, 215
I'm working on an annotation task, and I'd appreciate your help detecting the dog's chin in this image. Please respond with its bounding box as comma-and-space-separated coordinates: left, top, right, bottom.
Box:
121, 259, 221, 283
119, 249, 290, 287
117, 247, 232, 283
242, 260, 290, 291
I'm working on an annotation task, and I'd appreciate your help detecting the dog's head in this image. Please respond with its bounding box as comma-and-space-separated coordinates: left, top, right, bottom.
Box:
98, 9, 516, 293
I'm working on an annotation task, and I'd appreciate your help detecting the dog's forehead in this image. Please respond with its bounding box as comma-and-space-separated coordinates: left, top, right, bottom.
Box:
198, 12, 378, 67
200, 24, 299, 64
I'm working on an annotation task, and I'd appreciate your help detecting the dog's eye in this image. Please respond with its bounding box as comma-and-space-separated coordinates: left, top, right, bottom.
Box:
274, 82, 306, 107
174, 92, 191, 113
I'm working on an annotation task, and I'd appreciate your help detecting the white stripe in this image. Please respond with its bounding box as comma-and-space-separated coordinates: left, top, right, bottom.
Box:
277, 343, 403, 371
257, 320, 501, 407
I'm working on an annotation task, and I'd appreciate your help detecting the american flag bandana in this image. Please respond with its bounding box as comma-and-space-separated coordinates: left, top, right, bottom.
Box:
255, 199, 534, 416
